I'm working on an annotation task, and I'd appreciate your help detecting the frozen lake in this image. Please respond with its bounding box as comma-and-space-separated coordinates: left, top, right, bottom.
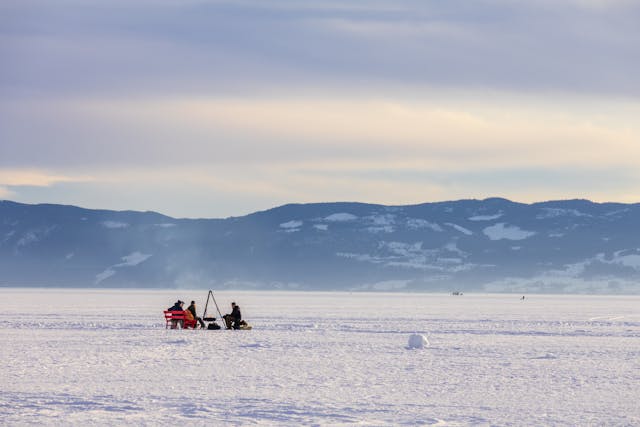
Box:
1, 289, 639, 426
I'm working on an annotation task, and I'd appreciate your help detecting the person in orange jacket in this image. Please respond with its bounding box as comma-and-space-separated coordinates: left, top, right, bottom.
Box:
187, 300, 206, 329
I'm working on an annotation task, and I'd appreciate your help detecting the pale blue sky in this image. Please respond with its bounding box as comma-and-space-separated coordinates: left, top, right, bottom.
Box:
1, 0, 639, 217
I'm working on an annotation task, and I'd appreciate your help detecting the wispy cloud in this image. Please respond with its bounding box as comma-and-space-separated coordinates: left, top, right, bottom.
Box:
4, 94, 638, 169
1, 0, 639, 216
0, 186, 13, 198
0, 169, 92, 187
2, 0, 640, 97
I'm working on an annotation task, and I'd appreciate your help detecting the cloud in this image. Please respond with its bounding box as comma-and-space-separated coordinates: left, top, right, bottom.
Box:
0, 169, 92, 187
1, 0, 639, 216
2, 0, 640, 97
0, 186, 13, 198
2, 94, 639, 171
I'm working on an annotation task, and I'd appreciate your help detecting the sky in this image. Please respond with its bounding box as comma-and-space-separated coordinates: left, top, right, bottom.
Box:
1, 0, 639, 218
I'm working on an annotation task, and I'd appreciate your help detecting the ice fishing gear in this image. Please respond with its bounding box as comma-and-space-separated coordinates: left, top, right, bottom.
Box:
202, 289, 224, 321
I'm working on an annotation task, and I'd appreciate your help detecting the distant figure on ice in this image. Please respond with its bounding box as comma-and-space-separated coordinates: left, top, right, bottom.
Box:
223, 302, 242, 329
521, 296, 525, 300
168, 300, 184, 311
187, 300, 206, 329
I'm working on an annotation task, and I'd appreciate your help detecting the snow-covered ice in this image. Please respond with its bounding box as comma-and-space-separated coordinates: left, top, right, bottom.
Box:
1, 289, 639, 426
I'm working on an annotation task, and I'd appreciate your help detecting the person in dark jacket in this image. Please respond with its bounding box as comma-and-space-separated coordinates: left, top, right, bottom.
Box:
187, 300, 206, 329
223, 302, 242, 329
167, 300, 184, 328
168, 300, 184, 311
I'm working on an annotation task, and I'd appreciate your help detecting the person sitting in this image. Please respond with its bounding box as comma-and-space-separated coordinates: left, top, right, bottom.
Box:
167, 300, 185, 328
183, 306, 196, 328
168, 300, 184, 311
223, 302, 242, 330
187, 300, 206, 329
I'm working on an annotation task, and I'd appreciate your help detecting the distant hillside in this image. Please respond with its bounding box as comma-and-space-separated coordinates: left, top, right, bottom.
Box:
1, 198, 639, 293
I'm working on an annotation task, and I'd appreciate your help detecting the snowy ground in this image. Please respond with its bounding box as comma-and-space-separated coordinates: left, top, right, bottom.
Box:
1, 289, 639, 426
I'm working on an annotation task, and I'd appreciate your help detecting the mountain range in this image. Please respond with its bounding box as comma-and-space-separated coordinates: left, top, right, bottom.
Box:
1, 198, 639, 293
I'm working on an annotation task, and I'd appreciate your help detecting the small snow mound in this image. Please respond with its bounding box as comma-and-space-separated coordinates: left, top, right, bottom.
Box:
407, 334, 429, 349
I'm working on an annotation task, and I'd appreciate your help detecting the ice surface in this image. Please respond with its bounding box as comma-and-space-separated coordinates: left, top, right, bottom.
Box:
1, 289, 639, 426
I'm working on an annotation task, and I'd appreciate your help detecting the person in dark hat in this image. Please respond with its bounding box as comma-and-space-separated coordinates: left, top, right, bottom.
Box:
168, 300, 184, 311
166, 300, 185, 328
223, 302, 242, 329
187, 300, 206, 329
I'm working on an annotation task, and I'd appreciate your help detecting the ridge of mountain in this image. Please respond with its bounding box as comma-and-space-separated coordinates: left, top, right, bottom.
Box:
1, 198, 639, 293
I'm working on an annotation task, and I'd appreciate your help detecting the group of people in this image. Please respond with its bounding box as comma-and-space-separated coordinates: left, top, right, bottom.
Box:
167, 300, 206, 328
167, 299, 243, 330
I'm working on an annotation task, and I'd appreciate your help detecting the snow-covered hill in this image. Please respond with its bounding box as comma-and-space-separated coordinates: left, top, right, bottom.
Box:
1, 198, 639, 292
